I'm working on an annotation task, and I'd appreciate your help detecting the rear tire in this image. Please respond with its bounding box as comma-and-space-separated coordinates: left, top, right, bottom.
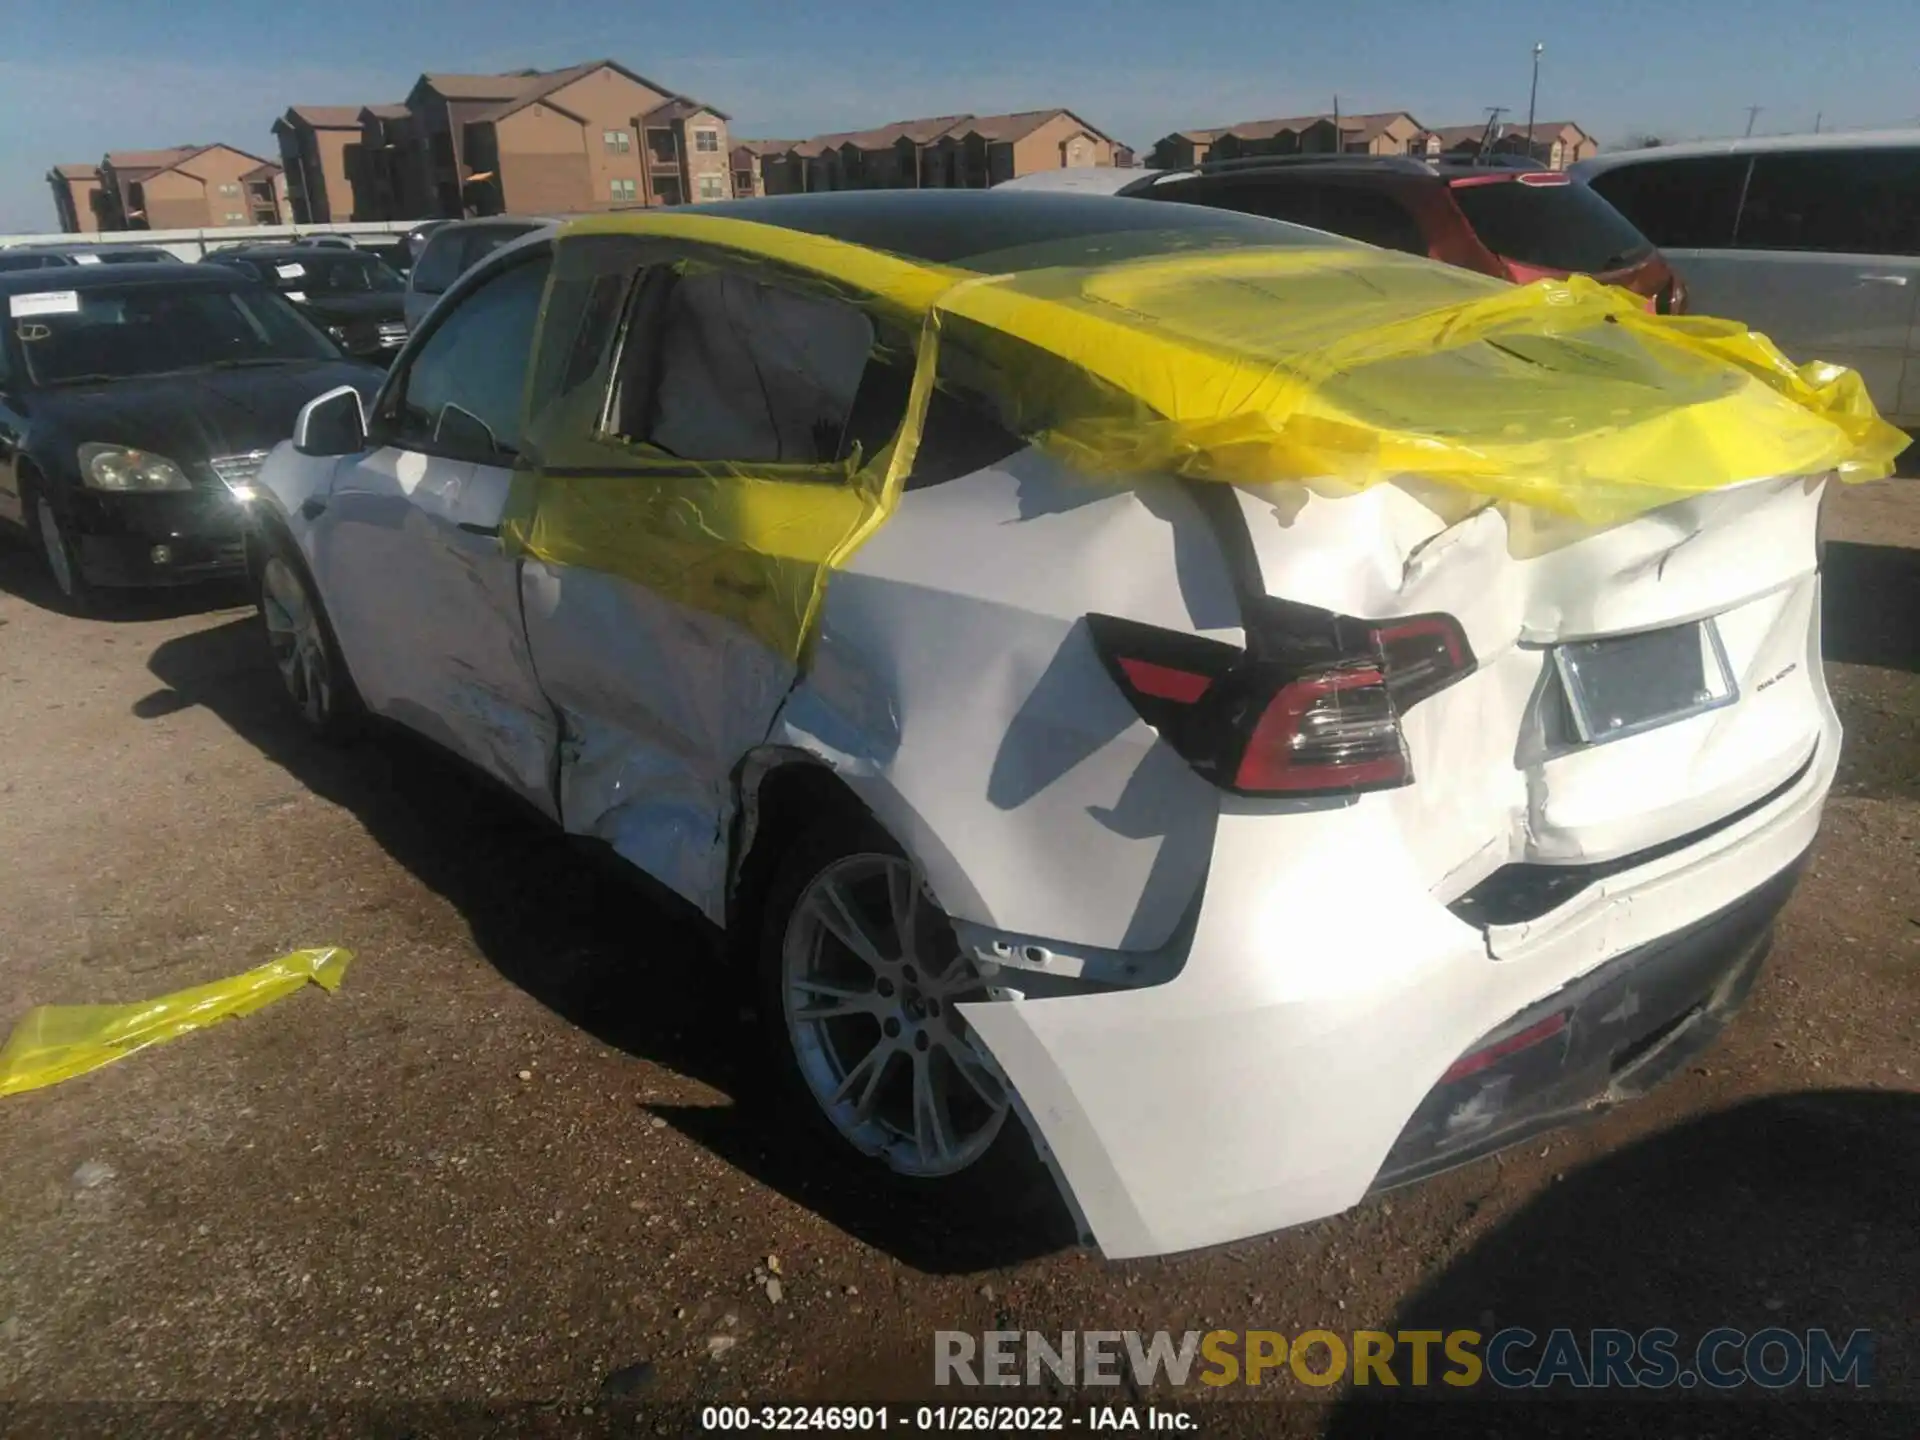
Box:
255, 538, 361, 741
755, 814, 1060, 1222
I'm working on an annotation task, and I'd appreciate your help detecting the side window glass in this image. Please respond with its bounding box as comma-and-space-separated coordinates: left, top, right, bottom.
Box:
1735, 148, 1920, 257
391, 256, 552, 463
1159, 181, 1323, 230
616, 269, 877, 466
1314, 188, 1428, 254
527, 267, 635, 430
1587, 156, 1747, 249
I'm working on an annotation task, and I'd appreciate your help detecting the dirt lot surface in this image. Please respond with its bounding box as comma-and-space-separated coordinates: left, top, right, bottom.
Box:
0, 481, 1915, 1436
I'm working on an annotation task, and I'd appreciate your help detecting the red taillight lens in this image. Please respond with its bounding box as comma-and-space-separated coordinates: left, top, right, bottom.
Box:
1235, 665, 1408, 793
1086, 607, 1474, 798
1439, 1011, 1569, 1083
1117, 656, 1213, 704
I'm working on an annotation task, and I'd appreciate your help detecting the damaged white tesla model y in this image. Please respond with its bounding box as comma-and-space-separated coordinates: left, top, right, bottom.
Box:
249, 191, 1903, 1259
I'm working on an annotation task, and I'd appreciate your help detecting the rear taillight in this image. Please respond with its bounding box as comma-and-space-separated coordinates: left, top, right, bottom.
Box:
1087, 603, 1475, 798
1236, 663, 1407, 791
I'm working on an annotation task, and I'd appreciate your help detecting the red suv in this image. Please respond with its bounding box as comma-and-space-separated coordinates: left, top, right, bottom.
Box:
1118, 155, 1686, 313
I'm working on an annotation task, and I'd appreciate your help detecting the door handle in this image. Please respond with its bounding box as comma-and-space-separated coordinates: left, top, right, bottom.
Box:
457, 521, 501, 537
1857, 273, 1910, 286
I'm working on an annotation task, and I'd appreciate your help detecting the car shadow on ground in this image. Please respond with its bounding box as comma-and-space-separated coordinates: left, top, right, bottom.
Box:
1323, 1090, 1919, 1437
1821, 540, 1919, 674
0, 543, 248, 621
141, 614, 1070, 1275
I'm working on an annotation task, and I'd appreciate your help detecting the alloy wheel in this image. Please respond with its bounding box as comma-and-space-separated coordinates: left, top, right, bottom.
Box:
260, 557, 334, 727
781, 853, 1010, 1178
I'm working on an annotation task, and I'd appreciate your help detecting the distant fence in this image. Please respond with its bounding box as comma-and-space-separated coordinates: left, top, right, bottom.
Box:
0, 220, 418, 262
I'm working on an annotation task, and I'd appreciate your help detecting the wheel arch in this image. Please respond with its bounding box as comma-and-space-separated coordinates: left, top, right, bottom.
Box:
724, 746, 987, 972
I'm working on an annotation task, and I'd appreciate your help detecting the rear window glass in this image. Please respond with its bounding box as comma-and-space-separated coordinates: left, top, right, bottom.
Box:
717, 190, 1329, 274
1585, 156, 1748, 250
1450, 179, 1654, 272
1141, 180, 1415, 252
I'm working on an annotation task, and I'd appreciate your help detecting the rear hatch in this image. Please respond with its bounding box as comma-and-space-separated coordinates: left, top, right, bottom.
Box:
1448, 172, 1683, 311
1221, 472, 1828, 917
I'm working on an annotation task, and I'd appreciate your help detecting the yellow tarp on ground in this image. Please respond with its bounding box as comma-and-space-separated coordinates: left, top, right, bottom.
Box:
0, 947, 352, 1097
505, 210, 1906, 663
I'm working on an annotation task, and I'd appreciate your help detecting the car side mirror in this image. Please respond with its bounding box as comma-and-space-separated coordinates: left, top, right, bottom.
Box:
294, 385, 368, 457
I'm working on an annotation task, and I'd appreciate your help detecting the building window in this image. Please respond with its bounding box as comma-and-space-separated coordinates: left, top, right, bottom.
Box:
694, 128, 719, 153
218, 182, 241, 197
733, 169, 754, 195
610, 178, 637, 202
603, 129, 631, 153
224, 211, 245, 223
698, 174, 724, 202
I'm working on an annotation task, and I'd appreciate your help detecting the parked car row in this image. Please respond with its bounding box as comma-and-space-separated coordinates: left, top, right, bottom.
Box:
0, 243, 184, 272
0, 216, 537, 609
1, 185, 1896, 1260
1574, 132, 1920, 427
1003, 151, 1684, 309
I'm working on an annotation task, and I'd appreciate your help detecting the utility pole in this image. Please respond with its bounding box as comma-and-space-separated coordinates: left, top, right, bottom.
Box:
1481, 105, 1508, 158
1744, 105, 1763, 137
1527, 42, 1543, 159
1332, 94, 1340, 154
1813, 112, 1822, 133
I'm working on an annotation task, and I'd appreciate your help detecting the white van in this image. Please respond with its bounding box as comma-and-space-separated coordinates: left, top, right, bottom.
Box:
1572, 132, 1920, 426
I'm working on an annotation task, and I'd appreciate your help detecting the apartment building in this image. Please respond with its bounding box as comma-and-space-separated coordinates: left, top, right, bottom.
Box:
741, 109, 1120, 195
46, 164, 105, 233
1150, 111, 1426, 169
331, 59, 730, 220
729, 139, 797, 198
90, 145, 285, 231
273, 104, 407, 223
1153, 113, 1597, 172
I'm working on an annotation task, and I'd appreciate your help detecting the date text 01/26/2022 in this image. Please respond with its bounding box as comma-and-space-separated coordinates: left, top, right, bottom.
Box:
699, 1405, 1198, 1431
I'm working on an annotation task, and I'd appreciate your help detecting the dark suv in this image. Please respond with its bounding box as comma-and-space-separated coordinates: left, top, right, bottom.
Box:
200, 245, 409, 361
1100, 154, 1685, 312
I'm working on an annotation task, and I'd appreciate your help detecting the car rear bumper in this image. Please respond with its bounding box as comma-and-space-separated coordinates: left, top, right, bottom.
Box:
1370, 850, 1801, 1191
959, 708, 1838, 1260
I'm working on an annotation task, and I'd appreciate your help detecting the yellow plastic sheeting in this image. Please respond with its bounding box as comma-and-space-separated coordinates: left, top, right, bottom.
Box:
930, 248, 1905, 522
509, 225, 949, 662
0, 947, 352, 1098
511, 211, 1903, 661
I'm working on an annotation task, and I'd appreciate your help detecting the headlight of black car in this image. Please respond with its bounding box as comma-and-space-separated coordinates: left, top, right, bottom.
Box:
77, 442, 192, 493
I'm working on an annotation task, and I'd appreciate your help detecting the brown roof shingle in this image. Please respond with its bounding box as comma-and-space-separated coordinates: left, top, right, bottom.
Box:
640, 96, 727, 125
285, 105, 374, 128
105, 146, 200, 175
421, 71, 548, 101
945, 109, 1104, 144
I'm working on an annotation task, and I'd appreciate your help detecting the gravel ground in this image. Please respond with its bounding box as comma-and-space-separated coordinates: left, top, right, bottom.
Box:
0, 481, 1914, 1434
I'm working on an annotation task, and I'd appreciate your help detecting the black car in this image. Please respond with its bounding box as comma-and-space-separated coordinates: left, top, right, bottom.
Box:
0, 264, 383, 611
200, 245, 409, 362
0, 244, 184, 272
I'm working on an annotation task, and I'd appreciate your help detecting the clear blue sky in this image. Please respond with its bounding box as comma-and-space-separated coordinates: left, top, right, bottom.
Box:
4, 0, 1915, 232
